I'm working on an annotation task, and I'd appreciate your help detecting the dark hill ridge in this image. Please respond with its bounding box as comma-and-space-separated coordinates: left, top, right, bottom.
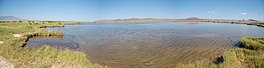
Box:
0, 16, 21, 21
186, 17, 204, 20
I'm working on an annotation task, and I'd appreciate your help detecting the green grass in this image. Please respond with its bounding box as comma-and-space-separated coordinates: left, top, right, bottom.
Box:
175, 37, 264, 68
240, 37, 264, 50
0, 21, 105, 68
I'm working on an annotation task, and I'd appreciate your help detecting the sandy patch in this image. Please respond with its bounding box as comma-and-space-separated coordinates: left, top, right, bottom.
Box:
0, 56, 14, 68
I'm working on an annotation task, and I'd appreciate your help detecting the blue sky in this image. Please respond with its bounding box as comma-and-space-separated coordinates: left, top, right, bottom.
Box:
0, 0, 263, 21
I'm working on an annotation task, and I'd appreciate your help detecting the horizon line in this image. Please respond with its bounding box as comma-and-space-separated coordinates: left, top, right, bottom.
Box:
1, 16, 263, 22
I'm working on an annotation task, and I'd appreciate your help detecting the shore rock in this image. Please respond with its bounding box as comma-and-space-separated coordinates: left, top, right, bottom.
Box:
13, 34, 22, 37
0, 41, 4, 44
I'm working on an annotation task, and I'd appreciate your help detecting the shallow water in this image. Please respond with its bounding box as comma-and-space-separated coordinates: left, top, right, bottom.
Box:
26, 22, 264, 68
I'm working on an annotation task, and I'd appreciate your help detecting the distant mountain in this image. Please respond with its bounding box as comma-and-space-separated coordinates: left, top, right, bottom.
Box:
0, 16, 21, 21
186, 17, 203, 20
248, 19, 259, 22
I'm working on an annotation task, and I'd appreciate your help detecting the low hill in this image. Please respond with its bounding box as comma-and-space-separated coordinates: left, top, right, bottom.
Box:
0, 16, 21, 21
94, 17, 262, 23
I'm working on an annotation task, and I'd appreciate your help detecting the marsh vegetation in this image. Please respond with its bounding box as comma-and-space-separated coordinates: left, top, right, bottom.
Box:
0, 21, 104, 68
176, 37, 264, 68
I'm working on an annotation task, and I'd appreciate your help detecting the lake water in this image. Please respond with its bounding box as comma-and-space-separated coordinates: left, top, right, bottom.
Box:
26, 22, 264, 68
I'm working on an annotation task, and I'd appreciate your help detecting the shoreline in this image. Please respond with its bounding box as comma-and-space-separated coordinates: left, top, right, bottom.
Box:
0, 22, 105, 68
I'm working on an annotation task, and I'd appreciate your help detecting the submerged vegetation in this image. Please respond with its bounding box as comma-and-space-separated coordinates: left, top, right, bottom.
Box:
0, 21, 104, 68
176, 37, 264, 68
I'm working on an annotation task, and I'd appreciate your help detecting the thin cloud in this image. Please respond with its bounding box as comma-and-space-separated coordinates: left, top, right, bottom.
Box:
241, 13, 248, 15
208, 11, 217, 14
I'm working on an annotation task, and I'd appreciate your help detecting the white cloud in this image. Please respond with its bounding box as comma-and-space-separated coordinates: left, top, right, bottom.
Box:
241, 13, 248, 15
208, 11, 217, 14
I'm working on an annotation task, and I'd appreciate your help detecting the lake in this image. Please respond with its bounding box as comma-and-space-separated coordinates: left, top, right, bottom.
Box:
26, 22, 264, 68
